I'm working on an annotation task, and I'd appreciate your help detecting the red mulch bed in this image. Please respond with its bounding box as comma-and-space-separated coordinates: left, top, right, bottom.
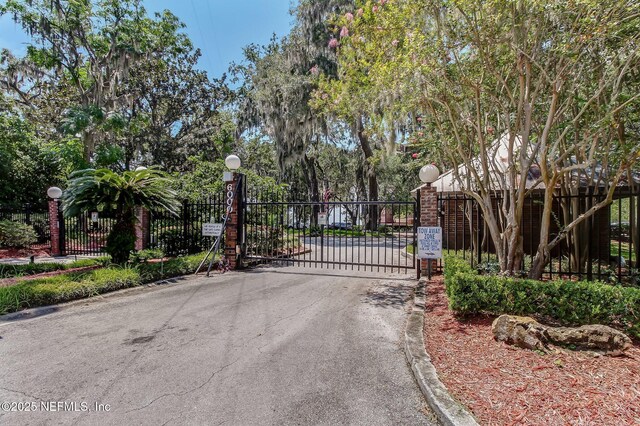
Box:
424, 275, 640, 425
0, 246, 51, 259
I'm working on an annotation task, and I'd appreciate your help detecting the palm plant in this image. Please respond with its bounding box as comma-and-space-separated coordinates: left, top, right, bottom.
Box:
63, 167, 180, 263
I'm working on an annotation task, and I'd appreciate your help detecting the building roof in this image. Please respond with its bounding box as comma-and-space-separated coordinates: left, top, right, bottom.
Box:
412, 133, 639, 194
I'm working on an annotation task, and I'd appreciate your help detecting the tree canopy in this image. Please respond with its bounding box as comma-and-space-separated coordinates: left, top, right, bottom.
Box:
318, 0, 640, 276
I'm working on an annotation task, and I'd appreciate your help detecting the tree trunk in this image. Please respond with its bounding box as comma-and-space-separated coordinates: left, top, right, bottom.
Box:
529, 188, 556, 279
302, 154, 320, 226
355, 116, 379, 230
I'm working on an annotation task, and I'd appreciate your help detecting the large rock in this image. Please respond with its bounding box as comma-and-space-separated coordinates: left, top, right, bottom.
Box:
491, 315, 633, 356
546, 324, 632, 356
491, 315, 549, 351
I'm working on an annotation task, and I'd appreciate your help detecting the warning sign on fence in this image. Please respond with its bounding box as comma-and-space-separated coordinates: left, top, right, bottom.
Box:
417, 226, 442, 259
202, 223, 224, 237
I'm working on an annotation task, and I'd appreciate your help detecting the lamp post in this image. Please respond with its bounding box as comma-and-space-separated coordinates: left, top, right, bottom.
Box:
219, 155, 243, 274
418, 164, 440, 280
47, 186, 64, 256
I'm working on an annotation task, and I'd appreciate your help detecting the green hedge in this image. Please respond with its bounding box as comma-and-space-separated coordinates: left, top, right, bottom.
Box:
0, 253, 213, 315
0, 258, 106, 279
443, 254, 640, 339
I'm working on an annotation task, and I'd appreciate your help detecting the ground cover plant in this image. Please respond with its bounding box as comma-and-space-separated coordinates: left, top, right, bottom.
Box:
0, 252, 213, 315
0, 258, 106, 279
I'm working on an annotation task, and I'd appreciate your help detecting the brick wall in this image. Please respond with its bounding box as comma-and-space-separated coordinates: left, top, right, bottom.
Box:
48, 199, 61, 256
419, 184, 438, 273
135, 207, 150, 251
224, 175, 241, 269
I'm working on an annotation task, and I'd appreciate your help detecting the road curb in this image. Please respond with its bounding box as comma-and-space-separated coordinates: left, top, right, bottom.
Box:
405, 278, 479, 426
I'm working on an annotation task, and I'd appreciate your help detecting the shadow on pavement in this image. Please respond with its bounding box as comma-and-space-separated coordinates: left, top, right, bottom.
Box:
362, 282, 414, 308
242, 264, 416, 282
0, 305, 60, 323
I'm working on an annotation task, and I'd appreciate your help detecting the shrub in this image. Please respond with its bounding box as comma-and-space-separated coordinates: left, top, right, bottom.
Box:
135, 252, 209, 282
0, 267, 140, 315
308, 225, 322, 237
157, 228, 187, 257
377, 224, 390, 235
444, 254, 640, 339
31, 218, 50, 243
0, 220, 38, 248
130, 248, 165, 263
246, 227, 286, 255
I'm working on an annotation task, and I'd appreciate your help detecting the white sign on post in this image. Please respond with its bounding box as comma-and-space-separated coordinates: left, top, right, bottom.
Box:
318, 213, 328, 226
91, 212, 99, 222
417, 227, 442, 259
202, 223, 224, 237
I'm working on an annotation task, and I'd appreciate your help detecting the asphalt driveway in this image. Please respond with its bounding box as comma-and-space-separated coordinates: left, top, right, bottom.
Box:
0, 266, 433, 425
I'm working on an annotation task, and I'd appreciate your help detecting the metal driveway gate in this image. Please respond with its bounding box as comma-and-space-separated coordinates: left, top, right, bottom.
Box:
242, 187, 418, 273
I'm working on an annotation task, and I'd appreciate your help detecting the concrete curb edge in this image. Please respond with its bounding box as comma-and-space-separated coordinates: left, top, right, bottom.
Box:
405, 278, 479, 426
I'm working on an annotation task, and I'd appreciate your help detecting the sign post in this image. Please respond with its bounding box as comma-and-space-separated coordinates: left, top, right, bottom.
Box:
417, 226, 442, 280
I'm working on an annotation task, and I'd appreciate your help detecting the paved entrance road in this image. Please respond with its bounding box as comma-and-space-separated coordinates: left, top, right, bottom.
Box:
0, 267, 432, 425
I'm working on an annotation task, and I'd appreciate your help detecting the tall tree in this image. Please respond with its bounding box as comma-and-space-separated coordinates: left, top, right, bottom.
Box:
1, 0, 231, 170
319, 0, 640, 277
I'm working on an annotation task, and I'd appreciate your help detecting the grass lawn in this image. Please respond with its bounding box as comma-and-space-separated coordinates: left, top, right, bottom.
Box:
610, 240, 637, 263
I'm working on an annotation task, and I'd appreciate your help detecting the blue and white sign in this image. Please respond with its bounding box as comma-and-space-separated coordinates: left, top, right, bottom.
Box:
417, 227, 442, 259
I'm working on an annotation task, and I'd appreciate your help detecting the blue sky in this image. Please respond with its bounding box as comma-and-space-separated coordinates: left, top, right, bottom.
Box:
0, 0, 293, 78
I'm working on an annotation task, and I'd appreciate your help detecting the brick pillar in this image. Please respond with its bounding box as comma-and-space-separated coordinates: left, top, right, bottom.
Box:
224, 174, 241, 270
135, 207, 150, 251
48, 199, 61, 256
420, 184, 438, 274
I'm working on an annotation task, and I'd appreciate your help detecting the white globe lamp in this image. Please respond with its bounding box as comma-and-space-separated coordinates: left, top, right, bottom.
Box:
225, 154, 241, 171
419, 164, 440, 185
47, 186, 63, 200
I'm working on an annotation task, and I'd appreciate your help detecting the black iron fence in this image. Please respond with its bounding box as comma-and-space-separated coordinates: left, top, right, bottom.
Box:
63, 211, 115, 255
243, 187, 417, 272
438, 186, 640, 284
0, 203, 51, 248
150, 197, 226, 256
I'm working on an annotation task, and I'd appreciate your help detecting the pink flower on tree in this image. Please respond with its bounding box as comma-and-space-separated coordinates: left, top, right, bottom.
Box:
328, 38, 339, 49
357, 8, 364, 17
345, 12, 354, 21
310, 65, 319, 75
412, 153, 419, 159
340, 26, 349, 38
391, 39, 399, 47
372, 5, 378, 12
